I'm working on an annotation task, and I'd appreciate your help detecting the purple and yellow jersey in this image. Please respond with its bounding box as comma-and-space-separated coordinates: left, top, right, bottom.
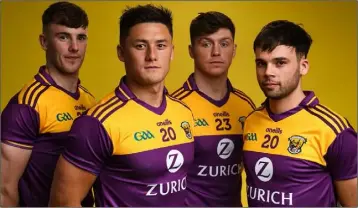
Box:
62, 76, 195, 207
1, 66, 96, 206
243, 91, 357, 207
171, 74, 255, 206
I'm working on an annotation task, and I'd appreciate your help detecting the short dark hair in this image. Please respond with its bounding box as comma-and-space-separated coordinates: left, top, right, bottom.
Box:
253, 20, 313, 58
42, 1, 88, 32
119, 4, 173, 44
190, 11, 235, 45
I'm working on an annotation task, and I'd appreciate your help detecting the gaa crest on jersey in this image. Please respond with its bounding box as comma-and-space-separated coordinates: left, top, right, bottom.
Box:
180, 121, 192, 139
287, 135, 307, 154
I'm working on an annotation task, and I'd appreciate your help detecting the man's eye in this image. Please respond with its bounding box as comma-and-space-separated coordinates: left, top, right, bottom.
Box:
135, 44, 146, 49
201, 42, 211, 48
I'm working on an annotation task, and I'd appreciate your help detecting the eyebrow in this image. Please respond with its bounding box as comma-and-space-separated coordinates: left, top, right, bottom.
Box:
255, 57, 289, 62
255, 58, 266, 63
199, 37, 233, 42
55, 32, 87, 37
273, 57, 289, 61
134, 39, 169, 43
55, 32, 70, 36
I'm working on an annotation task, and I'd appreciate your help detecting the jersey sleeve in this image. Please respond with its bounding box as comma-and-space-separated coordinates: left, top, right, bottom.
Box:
62, 115, 113, 176
1, 96, 39, 149
324, 128, 357, 180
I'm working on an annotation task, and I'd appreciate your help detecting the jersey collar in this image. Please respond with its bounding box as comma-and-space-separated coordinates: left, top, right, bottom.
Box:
34, 65, 81, 100
115, 76, 168, 115
184, 73, 234, 92
262, 91, 319, 122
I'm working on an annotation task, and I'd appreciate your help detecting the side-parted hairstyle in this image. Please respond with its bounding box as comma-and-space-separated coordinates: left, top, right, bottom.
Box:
253, 20, 313, 58
119, 4, 173, 44
190, 11, 235, 45
42, 1, 88, 32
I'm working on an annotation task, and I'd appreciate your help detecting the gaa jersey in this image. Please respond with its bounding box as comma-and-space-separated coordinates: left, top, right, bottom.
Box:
1, 66, 96, 206
243, 91, 357, 207
62, 76, 195, 207
171, 73, 256, 206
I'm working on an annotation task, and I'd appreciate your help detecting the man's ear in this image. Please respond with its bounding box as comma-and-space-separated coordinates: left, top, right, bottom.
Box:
39, 33, 48, 50
189, 45, 194, 59
233, 43, 237, 58
117, 44, 125, 62
170, 45, 174, 61
300, 57, 309, 76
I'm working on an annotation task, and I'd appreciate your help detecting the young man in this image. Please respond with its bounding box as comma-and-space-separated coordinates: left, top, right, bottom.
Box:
243, 20, 357, 207
171, 12, 255, 206
49, 4, 195, 207
0, 2, 96, 207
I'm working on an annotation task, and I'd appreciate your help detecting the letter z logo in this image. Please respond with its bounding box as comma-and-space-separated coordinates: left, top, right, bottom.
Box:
255, 157, 273, 182
166, 150, 184, 173
217, 138, 234, 159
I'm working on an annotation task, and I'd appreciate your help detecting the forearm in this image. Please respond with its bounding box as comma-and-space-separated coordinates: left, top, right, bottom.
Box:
49, 191, 82, 207
49, 156, 96, 207
1, 185, 19, 207
49, 176, 85, 207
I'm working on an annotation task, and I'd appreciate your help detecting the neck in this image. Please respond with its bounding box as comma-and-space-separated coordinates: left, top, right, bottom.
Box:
268, 87, 306, 114
46, 64, 79, 93
194, 70, 228, 100
126, 78, 165, 108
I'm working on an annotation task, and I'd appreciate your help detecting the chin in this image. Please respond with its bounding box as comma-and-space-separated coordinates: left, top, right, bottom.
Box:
203, 69, 227, 77
264, 90, 288, 100
61, 67, 80, 75
140, 76, 165, 86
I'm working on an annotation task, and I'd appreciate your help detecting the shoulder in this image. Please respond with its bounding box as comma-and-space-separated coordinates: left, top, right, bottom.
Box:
17, 78, 51, 109
170, 84, 193, 101
304, 103, 353, 136
79, 84, 95, 100
245, 104, 266, 121
166, 94, 192, 112
86, 91, 127, 124
230, 87, 256, 110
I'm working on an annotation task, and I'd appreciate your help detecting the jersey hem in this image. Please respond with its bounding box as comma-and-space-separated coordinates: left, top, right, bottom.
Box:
1, 140, 33, 149
333, 174, 358, 181
62, 153, 100, 176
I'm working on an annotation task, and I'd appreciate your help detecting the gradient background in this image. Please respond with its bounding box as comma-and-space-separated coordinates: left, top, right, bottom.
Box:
1, 1, 356, 206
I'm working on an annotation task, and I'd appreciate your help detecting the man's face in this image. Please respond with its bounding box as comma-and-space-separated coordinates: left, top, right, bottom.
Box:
190, 28, 236, 77
118, 23, 174, 86
255, 45, 309, 99
40, 24, 88, 75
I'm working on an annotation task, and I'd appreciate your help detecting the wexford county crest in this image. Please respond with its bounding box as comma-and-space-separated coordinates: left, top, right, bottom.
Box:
287, 135, 307, 154
181, 121, 192, 139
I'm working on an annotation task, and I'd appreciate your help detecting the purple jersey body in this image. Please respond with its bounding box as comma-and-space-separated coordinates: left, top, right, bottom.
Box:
171, 74, 255, 206
1, 66, 96, 206
243, 91, 357, 207
62, 76, 196, 207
